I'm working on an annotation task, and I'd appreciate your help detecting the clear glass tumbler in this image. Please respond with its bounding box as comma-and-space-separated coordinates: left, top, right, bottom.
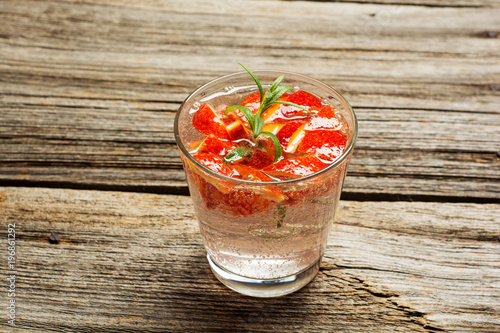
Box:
174, 70, 358, 297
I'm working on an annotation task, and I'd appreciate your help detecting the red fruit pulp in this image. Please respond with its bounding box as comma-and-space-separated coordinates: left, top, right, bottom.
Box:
263, 155, 327, 179
196, 134, 234, 157
193, 153, 233, 177
192, 103, 231, 140
276, 121, 307, 148
279, 90, 323, 119
189, 88, 348, 182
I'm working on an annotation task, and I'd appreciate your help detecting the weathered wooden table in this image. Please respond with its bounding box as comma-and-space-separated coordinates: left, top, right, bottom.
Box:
1, 0, 499, 332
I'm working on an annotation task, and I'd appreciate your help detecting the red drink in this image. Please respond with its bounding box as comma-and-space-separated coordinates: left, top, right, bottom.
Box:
175, 68, 357, 297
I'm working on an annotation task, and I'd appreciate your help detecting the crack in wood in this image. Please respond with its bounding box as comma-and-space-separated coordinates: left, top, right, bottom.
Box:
279, 0, 484, 8
320, 269, 447, 332
1, 179, 499, 204
349, 276, 446, 332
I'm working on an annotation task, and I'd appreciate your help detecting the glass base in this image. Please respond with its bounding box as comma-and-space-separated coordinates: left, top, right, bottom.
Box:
207, 255, 321, 298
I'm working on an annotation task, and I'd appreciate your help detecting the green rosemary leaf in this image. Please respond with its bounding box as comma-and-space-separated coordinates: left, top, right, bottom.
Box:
269, 85, 293, 103
254, 116, 265, 138
260, 90, 274, 115
222, 147, 252, 164
276, 203, 286, 228
239, 63, 263, 104
224, 105, 255, 132
257, 85, 292, 116
269, 75, 285, 93
260, 131, 282, 162
221, 64, 306, 167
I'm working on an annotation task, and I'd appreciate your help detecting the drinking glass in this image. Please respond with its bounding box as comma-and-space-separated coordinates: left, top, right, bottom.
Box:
174, 70, 357, 297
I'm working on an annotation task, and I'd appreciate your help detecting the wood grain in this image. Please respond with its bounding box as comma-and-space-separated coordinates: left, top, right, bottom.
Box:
2, 1, 499, 111
1, 0, 499, 201
277, 0, 499, 7
1, 104, 499, 200
1, 1, 499, 331
0, 187, 498, 332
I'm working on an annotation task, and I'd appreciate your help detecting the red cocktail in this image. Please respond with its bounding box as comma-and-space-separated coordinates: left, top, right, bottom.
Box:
175, 66, 357, 297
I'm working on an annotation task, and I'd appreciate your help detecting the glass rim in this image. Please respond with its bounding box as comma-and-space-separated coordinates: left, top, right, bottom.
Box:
174, 69, 358, 187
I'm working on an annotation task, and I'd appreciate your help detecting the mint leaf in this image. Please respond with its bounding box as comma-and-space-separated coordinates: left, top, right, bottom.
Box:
276, 203, 286, 228
269, 85, 293, 103
261, 90, 274, 109
222, 64, 309, 167
269, 75, 285, 92
222, 147, 251, 164
254, 116, 265, 138
260, 131, 282, 162
239, 63, 263, 104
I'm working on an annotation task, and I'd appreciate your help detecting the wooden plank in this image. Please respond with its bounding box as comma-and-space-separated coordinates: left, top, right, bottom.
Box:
331, 200, 500, 332
1, 1, 499, 112
1, 0, 499, 200
269, 0, 500, 7
0, 187, 498, 332
1, 103, 499, 200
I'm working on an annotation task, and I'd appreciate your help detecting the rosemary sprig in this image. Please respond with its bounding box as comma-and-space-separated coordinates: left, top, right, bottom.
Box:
222, 63, 309, 165
222, 147, 251, 164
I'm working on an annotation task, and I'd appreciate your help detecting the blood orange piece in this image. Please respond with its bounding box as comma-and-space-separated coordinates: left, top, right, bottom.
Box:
203, 185, 279, 216
192, 103, 230, 140
284, 105, 347, 160
230, 165, 272, 182
233, 135, 275, 170
261, 123, 285, 135
261, 95, 290, 121
261, 90, 319, 121
297, 130, 347, 162
193, 153, 233, 177
284, 123, 307, 154
226, 117, 251, 140
304, 105, 343, 131
195, 134, 234, 157
276, 121, 307, 148
244, 149, 275, 170
241, 91, 263, 115
277, 90, 323, 119
263, 155, 327, 179
190, 160, 284, 217
230, 165, 285, 202
286, 90, 323, 108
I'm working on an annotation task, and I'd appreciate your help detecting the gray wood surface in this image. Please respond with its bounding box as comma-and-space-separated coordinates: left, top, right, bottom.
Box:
1, 0, 499, 332
0, 187, 498, 332
1, 0, 499, 201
